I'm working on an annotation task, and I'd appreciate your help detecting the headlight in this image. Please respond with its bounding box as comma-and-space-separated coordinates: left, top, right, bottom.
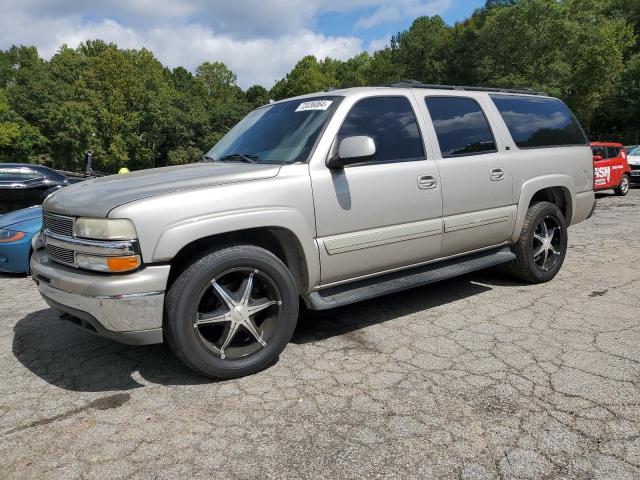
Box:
76, 253, 141, 273
0, 229, 26, 243
74, 218, 137, 240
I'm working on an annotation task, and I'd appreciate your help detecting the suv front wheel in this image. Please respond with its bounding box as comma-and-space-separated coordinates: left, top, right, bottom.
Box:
165, 245, 299, 379
505, 201, 568, 283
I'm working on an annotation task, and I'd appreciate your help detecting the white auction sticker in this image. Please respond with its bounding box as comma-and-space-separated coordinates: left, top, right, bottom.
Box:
295, 100, 333, 112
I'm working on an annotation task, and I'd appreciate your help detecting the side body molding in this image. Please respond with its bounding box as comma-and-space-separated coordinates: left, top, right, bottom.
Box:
511, 174, 575, 242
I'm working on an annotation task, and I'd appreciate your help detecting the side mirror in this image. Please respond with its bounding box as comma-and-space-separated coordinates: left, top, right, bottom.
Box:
593, 155, 603, 162
327, 136, 376, 169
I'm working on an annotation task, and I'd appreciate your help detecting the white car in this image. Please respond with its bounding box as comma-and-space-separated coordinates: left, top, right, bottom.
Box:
628, 146, 640, 182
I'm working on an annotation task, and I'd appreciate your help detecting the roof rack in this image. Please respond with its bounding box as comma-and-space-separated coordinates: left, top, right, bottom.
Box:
380, 79, 546, 96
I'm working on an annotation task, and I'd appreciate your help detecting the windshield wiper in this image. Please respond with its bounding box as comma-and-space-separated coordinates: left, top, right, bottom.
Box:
202, 155, 216, 162
218, 153, 260, 164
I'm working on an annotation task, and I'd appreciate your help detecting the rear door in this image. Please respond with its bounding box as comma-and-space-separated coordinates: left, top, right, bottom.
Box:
607, 146, 627, 186
416, 94, 515, 256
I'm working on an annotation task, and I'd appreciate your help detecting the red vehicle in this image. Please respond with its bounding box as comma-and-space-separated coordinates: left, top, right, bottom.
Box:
591, 142, 631, 196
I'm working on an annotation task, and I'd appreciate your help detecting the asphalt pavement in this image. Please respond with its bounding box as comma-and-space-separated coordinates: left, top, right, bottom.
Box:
2, 188, 640, 479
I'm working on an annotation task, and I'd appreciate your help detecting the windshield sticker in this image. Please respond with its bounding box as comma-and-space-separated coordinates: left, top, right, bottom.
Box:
295, 100, 333, 112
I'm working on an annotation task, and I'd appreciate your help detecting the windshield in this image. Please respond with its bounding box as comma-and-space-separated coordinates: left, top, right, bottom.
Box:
630, 146, 640, 156
206, 96, 342, 164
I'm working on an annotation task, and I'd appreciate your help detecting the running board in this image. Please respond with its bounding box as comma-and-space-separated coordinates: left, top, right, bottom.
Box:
306, 246, 515, 310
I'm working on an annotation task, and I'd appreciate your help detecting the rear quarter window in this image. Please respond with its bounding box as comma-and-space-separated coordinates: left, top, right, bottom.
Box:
490, 95, 587, 149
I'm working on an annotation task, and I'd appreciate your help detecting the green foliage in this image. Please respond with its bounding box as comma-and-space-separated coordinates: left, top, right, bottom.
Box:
245, 85, 271, 108
0, 88, 48, 162
270, 55, 339, 99
0, 42, 250, 172
0, 0, 638, 171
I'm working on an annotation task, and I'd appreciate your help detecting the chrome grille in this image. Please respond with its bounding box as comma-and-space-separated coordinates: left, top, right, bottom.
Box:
43, 214, 74, 237
46, 244, 75, 266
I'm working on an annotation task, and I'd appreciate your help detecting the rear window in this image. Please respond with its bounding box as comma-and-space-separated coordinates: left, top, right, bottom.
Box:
490, 95, 587, 149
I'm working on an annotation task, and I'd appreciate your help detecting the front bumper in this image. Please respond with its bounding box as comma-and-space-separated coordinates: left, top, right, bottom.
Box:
30, 248, 170, 345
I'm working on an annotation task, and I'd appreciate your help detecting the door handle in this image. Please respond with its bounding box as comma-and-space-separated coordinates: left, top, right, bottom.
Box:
490, 168, 505, 181
417, 175, 438, 189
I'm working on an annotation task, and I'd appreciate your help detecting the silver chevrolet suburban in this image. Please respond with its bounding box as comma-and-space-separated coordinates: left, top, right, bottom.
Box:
31, 82, 596, 378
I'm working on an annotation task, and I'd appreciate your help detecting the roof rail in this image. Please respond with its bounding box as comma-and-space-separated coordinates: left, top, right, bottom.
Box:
380, 79, 546, 96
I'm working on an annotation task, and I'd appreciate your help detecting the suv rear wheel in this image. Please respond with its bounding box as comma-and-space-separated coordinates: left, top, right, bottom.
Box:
504, 201, 568, 283
165, 245, 299, 379
614, 174, 630, 196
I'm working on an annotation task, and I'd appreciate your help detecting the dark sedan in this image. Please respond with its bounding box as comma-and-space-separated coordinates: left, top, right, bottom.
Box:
0, 163, 71, 214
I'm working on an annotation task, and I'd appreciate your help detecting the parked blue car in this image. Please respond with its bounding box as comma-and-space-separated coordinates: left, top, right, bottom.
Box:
0, 206, 42, 273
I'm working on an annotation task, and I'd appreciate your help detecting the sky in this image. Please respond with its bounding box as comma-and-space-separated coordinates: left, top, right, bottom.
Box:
0, 0, 485, 89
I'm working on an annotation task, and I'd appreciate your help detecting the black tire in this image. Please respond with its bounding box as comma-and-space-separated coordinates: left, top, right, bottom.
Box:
165, 245, 299, 379
503, 201, 568, 283
614, 174, 630, 196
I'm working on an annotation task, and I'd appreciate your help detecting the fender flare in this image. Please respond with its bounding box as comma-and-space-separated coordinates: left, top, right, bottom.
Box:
151, 207, 320, 289
511, 175, 575, 242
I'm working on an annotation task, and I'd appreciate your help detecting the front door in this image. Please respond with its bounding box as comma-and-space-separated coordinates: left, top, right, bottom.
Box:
310, 95, 443, 285
417, 94, 515, 257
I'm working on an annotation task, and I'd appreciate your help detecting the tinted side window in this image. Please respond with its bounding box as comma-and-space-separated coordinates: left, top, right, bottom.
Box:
425, 97, 497, 158
0, 168, 41, 182
491, 95, 587, 148
591, 146, 606, 158
607, 146, 621, 159
337, 96, 424, 163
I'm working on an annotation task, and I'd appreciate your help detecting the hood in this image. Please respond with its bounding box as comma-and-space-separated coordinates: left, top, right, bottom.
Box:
44, 162, 282, 218
627, 155, 640, 165
0, 206, 42, 231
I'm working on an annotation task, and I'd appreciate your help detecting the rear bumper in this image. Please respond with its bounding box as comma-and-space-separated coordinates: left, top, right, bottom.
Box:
572, 191, 596, 225
30, 248, 169, 345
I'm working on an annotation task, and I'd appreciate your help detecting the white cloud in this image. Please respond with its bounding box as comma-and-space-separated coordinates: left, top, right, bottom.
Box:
356, 0, 452, 29
367, 35, 392, 53
0, 0, 452, 88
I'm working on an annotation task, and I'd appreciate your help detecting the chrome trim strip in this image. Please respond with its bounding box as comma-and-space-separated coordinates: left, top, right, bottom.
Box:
93, 291, 164, 300
444, 206, 513, 233
44, 230, 139, 256
323, 219, 442, 255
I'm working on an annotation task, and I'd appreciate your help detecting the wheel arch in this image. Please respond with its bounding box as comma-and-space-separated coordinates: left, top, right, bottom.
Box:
511, 175, 576, 242
165, 226, 313, 296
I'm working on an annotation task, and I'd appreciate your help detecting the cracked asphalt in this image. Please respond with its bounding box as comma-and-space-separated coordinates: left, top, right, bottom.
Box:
2, 188, 640, 480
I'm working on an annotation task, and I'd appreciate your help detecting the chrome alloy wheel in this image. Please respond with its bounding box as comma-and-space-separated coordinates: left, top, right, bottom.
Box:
193, 268, 282, 360
532, 215, 562, 272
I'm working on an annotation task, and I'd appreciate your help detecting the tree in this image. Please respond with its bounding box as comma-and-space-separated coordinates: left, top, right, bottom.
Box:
391, 16, 453, 84
1, 0, 638, 169
195, 61, 238, 98
245, 85, 270, 108
0, 88, 47, 162
270, 56, 338, 99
